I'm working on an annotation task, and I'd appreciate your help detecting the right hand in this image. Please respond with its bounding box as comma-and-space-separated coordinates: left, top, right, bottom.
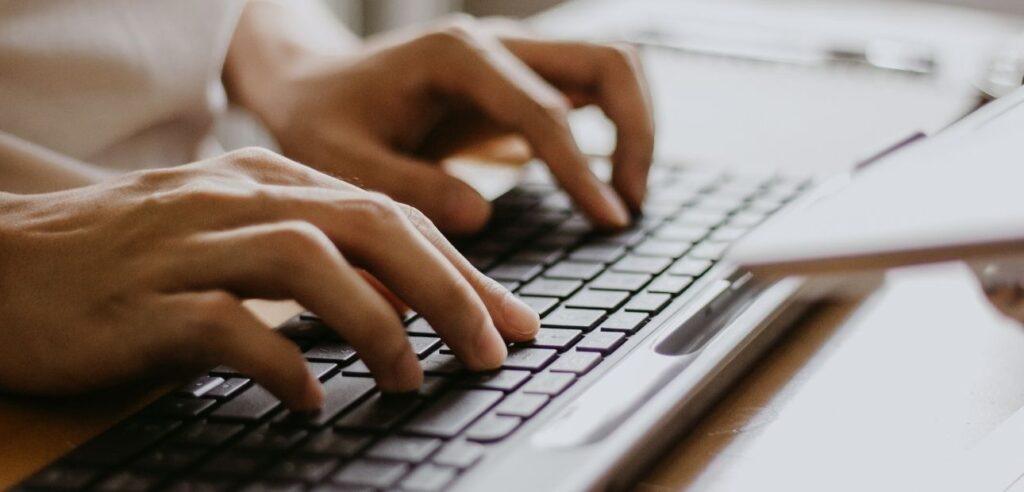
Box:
0, 148, 539, 410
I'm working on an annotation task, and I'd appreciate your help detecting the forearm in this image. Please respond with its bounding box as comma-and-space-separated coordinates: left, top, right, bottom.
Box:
224, 0, 361, 129
0, 132, 110, 194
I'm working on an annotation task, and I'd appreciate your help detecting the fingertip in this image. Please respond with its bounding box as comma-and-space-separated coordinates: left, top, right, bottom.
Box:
379, 349, 424, 393
596, 184, 631, 229
442, 182, 492, 234
298, 373, 324, 411
472, 326, 508, 370
501, 292, 540, 341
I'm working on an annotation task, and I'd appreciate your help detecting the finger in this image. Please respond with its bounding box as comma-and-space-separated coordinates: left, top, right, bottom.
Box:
502, 39, 655, 209
358, 269, 410, 316
420, 25, 631, 228
399, 203, 540, 342
986, 287, 1024, 322
316, 135, 494, 234
169, 221, 424, 392
184, 188, 508, 371
167, 291, 322, 411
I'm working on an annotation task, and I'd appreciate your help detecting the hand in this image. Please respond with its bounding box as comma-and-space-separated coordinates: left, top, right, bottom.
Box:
228, 13, 654, 233
0, 148, 539, 410
970, 261, 1024, 322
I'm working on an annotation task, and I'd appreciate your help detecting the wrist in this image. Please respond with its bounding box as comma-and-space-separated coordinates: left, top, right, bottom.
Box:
225, 1, 359, 135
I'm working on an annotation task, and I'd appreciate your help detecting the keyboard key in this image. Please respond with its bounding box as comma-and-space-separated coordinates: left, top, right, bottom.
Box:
178, 376, 225, 398
519, 328, 582, 351
210, 385, 280, 421
487, 263, 543, 283
600, 311, 648, 334
676, 209, 729, 227
598, 228, 646, 246
420, 352, 464, 375
689, 241, 730, 260
339, 360, 371, 376
306, 361, 337, 381
654, 224, 709, 242
408, 336, 441, 359
144, 396, 215, 419
459, 369, 531, 392
510, 247, 565, 265
23, 466, 100, 490
588, 272, 650, 292
710, 226, 748, 242
237, 480, 304, 492
204, 378, 249, 399
284, 375, 375, 427
544, 261, 603, 280
96, 470, 160, 492
170, 421, 245, 447
669, 258, 712, 277
502, 347, 557, 371
611, 255, 672, 274
198, 450, 272, 477
432, 440, 485, 469
236, 426, 307, 451
495, 393, 549, 418
399, 464, 458, 492
465, 414, 521, 442
65, 419, 180, 465
406, 318, 437, 336
335, 394, 423, 432
279, 319, 334, 340
564, 289, 629, 310
625, 292, 672, 313
267, 456, 339, 483
632, 239, 692, 258
549, 352, 602, 375
304, 343, 357, 364
647, 274, 693, 294
366, 436, 442, 462
402, 389, 502, 438
164, 478, 231, 492
569, 244, 626, 263
521, 372, 576, 396
576, 331, 626, 354
301, 431, 371, 457
333, 459, 409, 488
541, 307, 605, 330
519, 278, 582, 298
517, 295, 559, 316
418, 376, 449, 397
134, 447, 207, 472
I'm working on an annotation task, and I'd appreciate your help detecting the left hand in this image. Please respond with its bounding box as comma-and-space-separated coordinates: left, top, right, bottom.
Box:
229, 13, 654, 234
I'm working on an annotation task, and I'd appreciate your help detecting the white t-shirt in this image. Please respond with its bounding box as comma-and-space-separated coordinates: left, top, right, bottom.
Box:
0, 0, 246, 172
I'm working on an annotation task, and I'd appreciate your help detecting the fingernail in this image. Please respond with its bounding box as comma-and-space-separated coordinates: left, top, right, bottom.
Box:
599, 185, 631, 227
299, 374, 324, 411
473, 325, 508, 369
502, 292, 540, 338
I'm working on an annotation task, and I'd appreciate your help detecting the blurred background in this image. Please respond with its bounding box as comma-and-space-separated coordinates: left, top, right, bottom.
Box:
324, 0, 1024, 35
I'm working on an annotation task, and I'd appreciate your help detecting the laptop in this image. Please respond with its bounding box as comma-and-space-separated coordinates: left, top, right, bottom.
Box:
18, 84, 1024, 492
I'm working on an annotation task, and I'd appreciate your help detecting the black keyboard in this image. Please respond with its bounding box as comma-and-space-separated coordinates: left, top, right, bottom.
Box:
15, 165, 806, 492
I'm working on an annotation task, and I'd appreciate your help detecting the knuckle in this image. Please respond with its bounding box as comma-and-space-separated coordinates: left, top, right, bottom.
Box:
345, 192, 405, 231
423, 16, 481, 53
188, 291, 240, 342
225, 146, 291, 172
268, 221, 334, 261
603, 43, 641, 68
